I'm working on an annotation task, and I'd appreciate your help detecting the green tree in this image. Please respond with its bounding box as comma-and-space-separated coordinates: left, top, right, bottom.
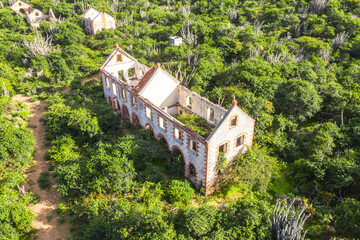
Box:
166, 180, 195, 204
335, 198, 360, 237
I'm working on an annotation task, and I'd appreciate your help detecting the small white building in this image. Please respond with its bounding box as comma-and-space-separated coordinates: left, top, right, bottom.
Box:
169, 36, 183, 46
10, 0, 55, 27
82, 8, 116, 35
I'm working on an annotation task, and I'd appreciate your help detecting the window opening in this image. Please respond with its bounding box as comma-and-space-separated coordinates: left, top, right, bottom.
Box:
219, 143, 228, 154
208, 107, 214, 121
121, 89, 127, 100
189, 139, 197, 152
186, 96, 192, 109
131, 96, 137, 106
174, 128, 181, 140
128, 68, 135, 78
159, 117, 165, 129
112, 83, 117, 96
118, 70, 124, 80
189, 164, 196, 177
146, 107, 152, 119
231, 116, 237, 127
236, 135, 245, 147
117, 54, 123, 62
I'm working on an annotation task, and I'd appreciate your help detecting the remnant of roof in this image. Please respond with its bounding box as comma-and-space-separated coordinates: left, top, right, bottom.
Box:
82, 8, 100, 20
134, 66, 158, 93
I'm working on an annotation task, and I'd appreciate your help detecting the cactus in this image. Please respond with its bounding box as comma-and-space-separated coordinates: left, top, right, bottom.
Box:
270, 199, 311, 240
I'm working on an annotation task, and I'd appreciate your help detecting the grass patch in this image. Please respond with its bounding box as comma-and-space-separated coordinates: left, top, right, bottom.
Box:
46, 215, 53, 222
55, 203, 67, 224
269, 177, 293, 195
37, 171, 50, 189
174, 113, 214, 138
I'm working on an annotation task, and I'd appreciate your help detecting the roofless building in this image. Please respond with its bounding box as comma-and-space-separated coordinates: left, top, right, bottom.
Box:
100, 45, 255, 195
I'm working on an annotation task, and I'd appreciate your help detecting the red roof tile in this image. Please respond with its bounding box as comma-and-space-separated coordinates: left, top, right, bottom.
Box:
134, 66, 157, 93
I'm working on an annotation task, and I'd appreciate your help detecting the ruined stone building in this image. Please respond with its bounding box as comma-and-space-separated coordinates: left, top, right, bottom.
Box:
11, 1, 55, 27
100, 45, 255, 195
82, 8, 116, 35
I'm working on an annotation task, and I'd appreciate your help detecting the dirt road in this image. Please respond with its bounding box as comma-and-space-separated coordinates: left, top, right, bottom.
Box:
14, 95, 71, 240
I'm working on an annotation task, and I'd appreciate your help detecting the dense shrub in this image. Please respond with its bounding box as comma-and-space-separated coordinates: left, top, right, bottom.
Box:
166, 180, 195, 204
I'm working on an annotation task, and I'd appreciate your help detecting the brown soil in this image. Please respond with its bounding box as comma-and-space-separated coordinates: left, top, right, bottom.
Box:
81, 72, 101, 84
13, 95, 71, 240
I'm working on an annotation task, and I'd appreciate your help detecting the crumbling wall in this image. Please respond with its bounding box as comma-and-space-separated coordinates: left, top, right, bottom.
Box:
205, 105, 255, 194
101, 70, 207, 187
178, 86, 227, 126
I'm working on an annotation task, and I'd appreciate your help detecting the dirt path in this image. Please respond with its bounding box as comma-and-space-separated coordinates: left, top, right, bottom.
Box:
14, 95, 71, 240
81, 72, 101, 84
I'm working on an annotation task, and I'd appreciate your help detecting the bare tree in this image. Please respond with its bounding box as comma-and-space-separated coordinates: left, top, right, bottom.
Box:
298, 5, 309, 19
303, 21, 309, 33
140, 10, 149, 20
77, 0, 89, 13
144, 0, 150, 8
271, 34, 291, 50
147, 45, 161, 59
117, 12, 134, 27
254, 20, 264, 35
17, 185, 26, 197
179, 5, 190, 17
108, 0, 119, 12
319, 47, 332, 62
165, 62, 196, 87
186, 51, 199, 68
332, 32, 349, 50
311, 0, 328, 14
1, 82, 9, 97
181, 20, 197, 45
51, 0, 60, 6
23, 32, 52, 58
295, 24, 301, 38
8, 0, 17, 6
249, 46, 263, 59
228, 7, 238, 21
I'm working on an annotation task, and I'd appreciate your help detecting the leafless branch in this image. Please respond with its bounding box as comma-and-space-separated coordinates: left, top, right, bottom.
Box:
254, 20, 264, 35
23, 32, 52, 58
179, 4, 190, 17
181, 20, 197, 45
332, 32, 349, 50
311, 0, 328, 14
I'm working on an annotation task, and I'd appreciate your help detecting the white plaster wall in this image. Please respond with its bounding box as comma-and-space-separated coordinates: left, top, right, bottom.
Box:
178, 86, 227, 126
104, 61, 136, 80
205, 106, 255, 191
140, 70, 179, 107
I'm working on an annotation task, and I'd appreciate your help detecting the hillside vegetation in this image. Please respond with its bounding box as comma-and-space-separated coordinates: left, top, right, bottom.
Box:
1, 0, 360, 239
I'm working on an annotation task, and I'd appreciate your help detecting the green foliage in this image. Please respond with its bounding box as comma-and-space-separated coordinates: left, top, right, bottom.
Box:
37, 171, 50, 189
53, 20, 85, 46
216, 152, 227, 175
1, 0, 359, 238
335, 198, 360, 237
166, 180, 195, 204
183, 205, 218, 238
0, 96, 35, 239
55, 203, 67, 224
45, 103, 101, 141
234, 145, 280, 193
174, 113, 214, 138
